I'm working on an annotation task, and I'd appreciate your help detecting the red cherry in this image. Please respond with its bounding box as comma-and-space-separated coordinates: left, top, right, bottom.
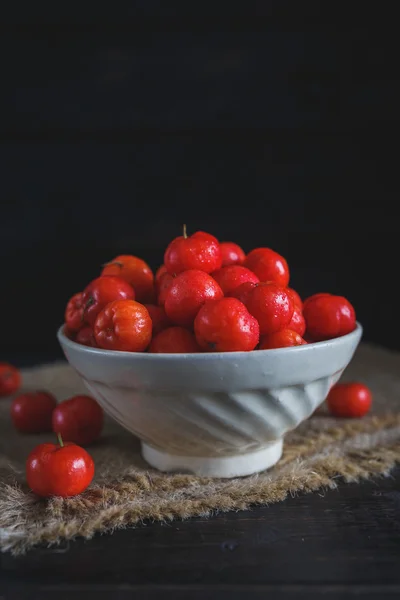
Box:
101, 254, 154, 303
52, 395, 104, 446
164, 226, 222, 275
144, 304, 172, 335
94, 299, 152, 352
155, 264, 168, 285
244, 247, 289, 287
149, 326, 201, 353
219, 241, 246, 267
194, 297, 259, 352
303, 292, 331, 312
63, 326, 75, 340
75, 326, 97, 347
164, 269, 223, 327
211, 265, 259, 296
0, 363, 21, 397
259, 329, 307, 350
303, 294, 356, 341
243, 282, 294, 335
26, 437, 94, 498
287, 305, 306, 336
326, 382, 372, 418
157, 272, 175, 306
65, 292, 84, 332
82, 276, 135, 326
229, 281, 258, 304
11, 391, 57, 433
287, 287, 303, 309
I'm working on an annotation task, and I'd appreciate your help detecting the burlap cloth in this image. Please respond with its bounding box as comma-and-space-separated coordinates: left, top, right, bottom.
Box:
1, 342, 400, 555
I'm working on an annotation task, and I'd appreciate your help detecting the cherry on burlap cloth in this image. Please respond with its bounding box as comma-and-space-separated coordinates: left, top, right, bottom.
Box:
1, 343, 400, 555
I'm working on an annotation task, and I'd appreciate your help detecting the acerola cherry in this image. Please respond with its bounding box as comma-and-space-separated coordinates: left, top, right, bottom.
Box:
303, 294, 356, 341
101, 254, 154, 303
26, 436, 94, 497
194, 297, 259, 352
65, 292, 84, 332
259, 329, 307, 350
75, 326, 97, 347
288, 305, 306, 336
287, 287, 303, 310
303, 292, 331, 312
11, 391, 57, 433
164, 269, 223, 327
52, 395, 104, 446
244, 247, 289, 287
94, 299, 152, 352
157, 272, 175, 306
243, 282, 294, 335
164, 226, 222, 275
219, 241, 246, 267
326, 382, 372, 418
144, 304, 171, 335
229, 281, 258, 304
211, 265, 259, 296
82, 276, 135, 326
149, 326, 201, 353
63, 326, 75, 340
155, 264, 168, 285
0, 362, 21, 397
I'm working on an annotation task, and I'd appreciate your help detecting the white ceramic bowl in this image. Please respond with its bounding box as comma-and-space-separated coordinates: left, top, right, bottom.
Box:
57, 324, 362, 478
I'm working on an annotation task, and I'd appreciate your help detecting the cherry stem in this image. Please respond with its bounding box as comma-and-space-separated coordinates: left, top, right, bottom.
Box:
57, 432, 64, 448
183, 224, 188, 239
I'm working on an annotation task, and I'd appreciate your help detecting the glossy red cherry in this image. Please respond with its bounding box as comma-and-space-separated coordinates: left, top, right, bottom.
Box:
94, 299, 152, 352
11, 391, 57, 433
65, 292, 84, 332
326, 382, 372, 418
148, 326, 201, 353
157, 272, 175, 306
194, 297, 259, 352
211, 265, 259, 296
303, 294, 356, 341
52, 395, 104, 446
101, 255, 154, 303
303, 292, 331, 312
75, 326, 97, 347
219, 242, 246, 267
164, 269, 223, 327
26, 436, 94, 498
164, 226, 222, 275
259, 329, 307, 350
0, 363, 21, 397
287, 305, 306, 336
243, 282, 294, 335
287, 287, 303, 310
244, 247, 289, 287
229, 281, 258, 304
144, 304, 171, 335
155, 264, 168, 285
82, 276, 135, 326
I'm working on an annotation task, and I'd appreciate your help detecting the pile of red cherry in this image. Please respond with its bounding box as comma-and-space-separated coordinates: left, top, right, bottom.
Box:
0, 232, 367, 500
65, 227, 357, 353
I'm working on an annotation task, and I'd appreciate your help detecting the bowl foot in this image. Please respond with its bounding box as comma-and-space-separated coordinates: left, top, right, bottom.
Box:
141, 439, 283, 478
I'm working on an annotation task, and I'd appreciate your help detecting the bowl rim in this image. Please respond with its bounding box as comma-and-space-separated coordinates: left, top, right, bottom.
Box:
57, 322, 363, 361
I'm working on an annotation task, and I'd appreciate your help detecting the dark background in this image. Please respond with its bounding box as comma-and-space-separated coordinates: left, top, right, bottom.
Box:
1, 4, 398, 362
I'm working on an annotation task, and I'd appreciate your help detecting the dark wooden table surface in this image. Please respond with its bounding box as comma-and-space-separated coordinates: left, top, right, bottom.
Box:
1, 468, 400, 599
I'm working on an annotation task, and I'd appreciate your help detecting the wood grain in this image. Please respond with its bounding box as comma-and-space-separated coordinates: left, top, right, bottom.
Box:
2, 469, 400, 598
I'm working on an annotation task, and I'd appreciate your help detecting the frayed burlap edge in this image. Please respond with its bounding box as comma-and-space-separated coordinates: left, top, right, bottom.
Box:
1, 411, 399, 556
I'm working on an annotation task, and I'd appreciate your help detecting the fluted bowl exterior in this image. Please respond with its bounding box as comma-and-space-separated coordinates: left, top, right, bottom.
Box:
57, 324, 362, 476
